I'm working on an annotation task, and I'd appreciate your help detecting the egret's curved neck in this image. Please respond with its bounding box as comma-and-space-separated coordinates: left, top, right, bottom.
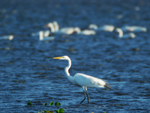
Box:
54, 22, 59, 32
49, 24, 55, 33
64, 58, 75, 83
65, 58, 71, 76
39, 32, 44, 40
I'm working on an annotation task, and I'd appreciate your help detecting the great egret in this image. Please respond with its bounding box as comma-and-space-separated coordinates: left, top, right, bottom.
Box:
47, 21, 76, 35
89, 24, 115, 32
115, 28, 136, 39
0, 35, 14, 40
46, 22, 55, 33
74, 27, 96, 35
39, 31, 54, 41
53, 55, 111, 104
121, 26, 147, 32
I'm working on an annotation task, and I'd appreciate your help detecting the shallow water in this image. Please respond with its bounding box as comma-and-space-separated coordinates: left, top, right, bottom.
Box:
0, 0, 150, 113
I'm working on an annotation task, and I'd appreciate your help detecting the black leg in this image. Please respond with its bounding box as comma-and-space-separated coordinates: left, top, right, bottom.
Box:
80, 91, 86, 104
86, 91, 89, 104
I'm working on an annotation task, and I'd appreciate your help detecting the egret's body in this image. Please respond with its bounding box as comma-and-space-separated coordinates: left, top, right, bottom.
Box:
89, 24, 115, 32
53, 55, 111, 104
46, 22, 55, 33
74, 27, 96, 35
121, 26, 147, 32
47, 21, 75, 35
116, 28, 136, 39
0, 35, 14, 40
39, 31, 54, 41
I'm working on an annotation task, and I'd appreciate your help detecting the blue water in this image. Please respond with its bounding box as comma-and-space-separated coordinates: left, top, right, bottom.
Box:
0, 0, 150, 112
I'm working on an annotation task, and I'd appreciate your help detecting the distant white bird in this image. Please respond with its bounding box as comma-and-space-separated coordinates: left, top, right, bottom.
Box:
39, 31, 54, 41
98, 25, 115, 32
116, 28, 136, 39
53, 21, 76, 35
53, 21, 59, 32
89, 24, 115, 32
121, 26, 147, 32
43, 30, 51, 37
89, 24, 98, 30
53, 55, 111, 104
46, 22, 55, 33
46, 21, 75, 35
74, 27, 96, 35
0, 35, 14, 40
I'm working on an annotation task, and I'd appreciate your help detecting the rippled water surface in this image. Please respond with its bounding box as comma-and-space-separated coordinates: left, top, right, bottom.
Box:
0, 0, 150, 113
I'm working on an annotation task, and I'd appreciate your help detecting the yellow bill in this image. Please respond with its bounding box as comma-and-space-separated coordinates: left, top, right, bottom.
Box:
53, 56, 64, 59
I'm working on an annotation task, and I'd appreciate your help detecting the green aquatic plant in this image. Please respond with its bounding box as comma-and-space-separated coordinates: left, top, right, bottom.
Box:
27, 101, 32, 106
56, 108, 65, 113
44, 103, 47, 106
50, 101, 54, 106
38, 101, 64, 113
55, 102, 61, 106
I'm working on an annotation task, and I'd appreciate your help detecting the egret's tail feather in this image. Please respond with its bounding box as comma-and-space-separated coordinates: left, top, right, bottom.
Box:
104, 84, 112, 89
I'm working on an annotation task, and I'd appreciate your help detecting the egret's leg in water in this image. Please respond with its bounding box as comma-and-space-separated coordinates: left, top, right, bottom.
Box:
86, 90, 89, 103
80, 91, 86, 104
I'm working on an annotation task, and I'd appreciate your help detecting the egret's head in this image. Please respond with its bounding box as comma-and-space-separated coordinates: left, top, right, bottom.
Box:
53, 55, 70, 60
46, 22, 54, 28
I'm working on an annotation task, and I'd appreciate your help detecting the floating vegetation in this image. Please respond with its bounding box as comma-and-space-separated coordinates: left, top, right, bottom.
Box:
27, 101, 32, 106
50, 101, 54, 106
55, 102, 61, 106
44, 103, 47, 106
56, 108, 65, 113
38, 101, 64, 113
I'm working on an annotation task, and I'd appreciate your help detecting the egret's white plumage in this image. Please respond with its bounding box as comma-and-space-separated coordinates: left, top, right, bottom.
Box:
116, 28, 136, 39
99, 25, 115, 32
39, 31, 54, 41
48, 21, 75, 35
89, 24, 115, 32
53, 55, 111, 104
74, 27, 96, 35
0, 35, 14, 40
121, 26, 147, 32
46, 22, 55, 33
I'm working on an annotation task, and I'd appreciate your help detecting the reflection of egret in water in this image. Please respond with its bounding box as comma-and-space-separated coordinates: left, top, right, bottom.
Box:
0, 35, 14, 40
115, 28, 136, 39
39, 31, 54, 41
53, 55, 111, 104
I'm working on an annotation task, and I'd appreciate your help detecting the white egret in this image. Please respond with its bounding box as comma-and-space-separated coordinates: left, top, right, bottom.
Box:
0, 35, 14, 40
121, 26, 147, 32
39, 31, 54, 41
53, 55, 111, 104
116, 28, 136, 39
74, 27, 96, 35
47, 21, 75, 35
46, 22, 55, 33
89, 24, 115, 32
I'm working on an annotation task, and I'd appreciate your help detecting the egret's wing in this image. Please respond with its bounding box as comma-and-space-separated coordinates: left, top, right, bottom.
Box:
74, 73, 106, 88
